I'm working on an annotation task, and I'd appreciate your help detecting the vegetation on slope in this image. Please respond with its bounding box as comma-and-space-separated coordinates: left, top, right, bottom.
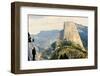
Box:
50, 40, 87, 59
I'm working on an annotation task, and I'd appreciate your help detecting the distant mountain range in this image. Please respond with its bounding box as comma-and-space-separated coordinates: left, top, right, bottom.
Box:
30, 24, 88, 52
76, 24, 88, 49
31, 30, 61, 50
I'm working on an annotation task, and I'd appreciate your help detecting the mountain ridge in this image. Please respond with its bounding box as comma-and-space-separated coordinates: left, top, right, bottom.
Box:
30, 23, 88, 51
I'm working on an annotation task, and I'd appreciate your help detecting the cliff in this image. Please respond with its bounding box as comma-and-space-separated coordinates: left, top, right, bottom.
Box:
64, 21, 84, 49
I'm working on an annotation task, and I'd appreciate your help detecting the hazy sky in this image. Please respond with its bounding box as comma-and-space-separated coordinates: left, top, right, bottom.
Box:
29, 15, 88, 35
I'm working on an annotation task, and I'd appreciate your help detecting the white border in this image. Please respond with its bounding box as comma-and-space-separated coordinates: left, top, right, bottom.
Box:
20, 7, 95, 70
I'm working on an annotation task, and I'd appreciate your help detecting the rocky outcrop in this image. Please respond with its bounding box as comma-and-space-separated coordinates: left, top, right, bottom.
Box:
64, 21, 84, 49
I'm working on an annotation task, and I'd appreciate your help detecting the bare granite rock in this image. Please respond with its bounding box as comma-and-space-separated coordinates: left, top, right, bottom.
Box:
64, 21, 84, 49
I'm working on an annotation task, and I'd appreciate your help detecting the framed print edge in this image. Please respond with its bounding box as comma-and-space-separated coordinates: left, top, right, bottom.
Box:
11, 2, 15, 73
11, 2, 98, 74
11, 2, 21, 74
94, 7, 98, 69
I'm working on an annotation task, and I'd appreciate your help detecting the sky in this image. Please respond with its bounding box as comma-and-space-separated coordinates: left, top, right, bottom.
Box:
28, 15, 88, 35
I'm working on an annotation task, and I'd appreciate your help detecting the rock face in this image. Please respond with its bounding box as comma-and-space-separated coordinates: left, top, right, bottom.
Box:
64, 21, 84, 48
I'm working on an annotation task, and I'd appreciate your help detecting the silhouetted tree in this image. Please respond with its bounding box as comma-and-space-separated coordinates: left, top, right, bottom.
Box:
32, 47, 36, 60
28, 32, 31, 42
28, 32, 36, 61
